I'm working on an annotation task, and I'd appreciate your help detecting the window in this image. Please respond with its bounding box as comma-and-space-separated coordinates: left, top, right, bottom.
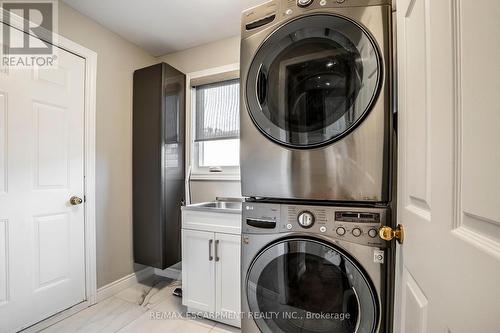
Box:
193, 78, 240, 175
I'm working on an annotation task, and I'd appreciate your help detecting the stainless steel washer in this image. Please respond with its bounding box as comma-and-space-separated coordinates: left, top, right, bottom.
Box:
240, 0, 393, 202
241, 201, 392, 333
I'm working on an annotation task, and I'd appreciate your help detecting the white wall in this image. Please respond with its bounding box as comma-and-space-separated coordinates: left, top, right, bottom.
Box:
159, 36, 240, 74
58, 2, 155, 288
158, 36, 242, 204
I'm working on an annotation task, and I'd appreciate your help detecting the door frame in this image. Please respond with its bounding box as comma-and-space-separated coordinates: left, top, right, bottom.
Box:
0, 8, 98, 330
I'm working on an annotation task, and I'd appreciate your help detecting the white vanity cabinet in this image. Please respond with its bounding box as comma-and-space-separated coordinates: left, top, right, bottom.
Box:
181, 206, 241, 328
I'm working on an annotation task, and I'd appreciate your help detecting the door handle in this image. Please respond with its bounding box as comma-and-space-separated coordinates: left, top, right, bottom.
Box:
379, 224, 404, 244
208, 239, 213, 261
214, 240, 220, 262
69, 196, 83, 206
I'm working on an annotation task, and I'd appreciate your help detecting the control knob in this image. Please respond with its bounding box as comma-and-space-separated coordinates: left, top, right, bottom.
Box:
297, 0, 313, 7
352, 228, 362, 237
297, 211, 315, 228
368, 228, 378, 238
336, 227, 346, 236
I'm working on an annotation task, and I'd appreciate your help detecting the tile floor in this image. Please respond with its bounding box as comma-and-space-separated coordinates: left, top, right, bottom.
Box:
41, 276, 240, 333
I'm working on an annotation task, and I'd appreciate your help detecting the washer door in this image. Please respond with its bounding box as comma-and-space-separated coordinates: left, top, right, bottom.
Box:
246, 14, 382, 148
246, 238, 378, 333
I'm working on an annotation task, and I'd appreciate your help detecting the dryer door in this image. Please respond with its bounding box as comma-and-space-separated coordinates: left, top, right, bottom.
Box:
246, 238, 379, 333
246, 14, 382, 148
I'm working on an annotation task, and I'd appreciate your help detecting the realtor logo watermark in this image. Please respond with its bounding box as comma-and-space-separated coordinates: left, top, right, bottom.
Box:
1, 0, 58, 68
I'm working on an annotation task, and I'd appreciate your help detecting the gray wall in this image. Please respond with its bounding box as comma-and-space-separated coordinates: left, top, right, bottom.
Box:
59, 3, 242, 287
58, 2, 155, 288
189, 181, 241, 204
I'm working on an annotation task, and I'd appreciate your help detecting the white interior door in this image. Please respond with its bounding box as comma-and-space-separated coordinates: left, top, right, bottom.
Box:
0, 24, 86, 332
395, 0, 500, 332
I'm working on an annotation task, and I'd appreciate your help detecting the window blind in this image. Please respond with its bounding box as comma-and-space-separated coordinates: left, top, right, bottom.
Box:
195, 79, 240, 142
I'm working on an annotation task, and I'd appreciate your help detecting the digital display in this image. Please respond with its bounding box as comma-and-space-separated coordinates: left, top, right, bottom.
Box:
335, 211, 380, 223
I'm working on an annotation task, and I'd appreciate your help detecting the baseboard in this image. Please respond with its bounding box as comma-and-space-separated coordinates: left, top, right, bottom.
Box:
96, 267, 155, 303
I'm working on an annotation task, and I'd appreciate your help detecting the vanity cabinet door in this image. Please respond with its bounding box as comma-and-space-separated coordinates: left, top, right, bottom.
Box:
215, 233, 241, 327
182, 229, 215, 312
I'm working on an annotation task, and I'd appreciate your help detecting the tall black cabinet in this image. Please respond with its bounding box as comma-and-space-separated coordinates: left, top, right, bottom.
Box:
133, 63, 185, 269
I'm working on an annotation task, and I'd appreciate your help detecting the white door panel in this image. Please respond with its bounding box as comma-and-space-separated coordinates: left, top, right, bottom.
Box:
0, 24, 86, 332
400, 268, 428, 333
0, 91, 5, 195
395, 0, 500, 332
182, 229, 215, 313
215, 233, 240, 327
0, 219, 7, 305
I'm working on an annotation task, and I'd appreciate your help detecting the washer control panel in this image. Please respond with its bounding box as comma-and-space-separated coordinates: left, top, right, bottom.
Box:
243, 202, 388, 247
292, 205, 389, 246
283, 205, 386, 247
334, 211, 381, 242
281, 0, 361, 18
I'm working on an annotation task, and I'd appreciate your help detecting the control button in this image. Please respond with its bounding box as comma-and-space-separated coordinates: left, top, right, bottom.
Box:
286, 223, 293, 230
297, 211, 315, 228
285, 8, 293, 15
336, 227, 346, 236
297, 0, 313, 7
352, 228, 362, 237
319, 226, 327, 233
368, 228, 378, 238
319, 0, 327, 5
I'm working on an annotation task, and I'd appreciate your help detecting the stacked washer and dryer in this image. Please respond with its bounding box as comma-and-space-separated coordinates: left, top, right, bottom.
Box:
239, 0, 395, 332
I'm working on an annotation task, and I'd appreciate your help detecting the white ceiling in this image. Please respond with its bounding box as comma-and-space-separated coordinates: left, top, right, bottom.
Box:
62, 0, 266, 56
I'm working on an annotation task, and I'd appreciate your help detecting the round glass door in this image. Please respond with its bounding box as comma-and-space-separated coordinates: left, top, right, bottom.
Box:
246, 14, 382, 148
246, 238, 378, 333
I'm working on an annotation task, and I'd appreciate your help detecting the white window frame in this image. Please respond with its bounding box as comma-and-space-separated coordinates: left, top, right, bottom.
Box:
186, 63, 241, 181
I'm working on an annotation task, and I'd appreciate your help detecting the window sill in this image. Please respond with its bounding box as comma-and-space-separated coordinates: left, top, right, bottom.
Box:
190, 173, 241, 181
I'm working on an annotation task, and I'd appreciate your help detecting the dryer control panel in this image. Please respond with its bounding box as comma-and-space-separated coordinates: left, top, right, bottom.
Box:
243, 202, 389, 247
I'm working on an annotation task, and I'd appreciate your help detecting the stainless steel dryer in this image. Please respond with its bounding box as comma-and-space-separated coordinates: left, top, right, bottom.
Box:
241, 202, 393, 333
240, 0, 393, 202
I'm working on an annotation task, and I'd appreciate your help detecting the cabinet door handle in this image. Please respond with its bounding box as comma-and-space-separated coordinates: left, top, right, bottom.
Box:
208, 239, 213, 261
215, 240, 220, 262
